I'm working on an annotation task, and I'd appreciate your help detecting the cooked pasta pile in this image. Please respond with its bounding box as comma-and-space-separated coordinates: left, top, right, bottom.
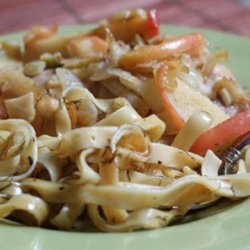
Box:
0, 9, 249, 232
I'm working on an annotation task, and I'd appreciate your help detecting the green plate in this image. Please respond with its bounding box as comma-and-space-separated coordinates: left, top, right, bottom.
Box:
0, 25, 250, 250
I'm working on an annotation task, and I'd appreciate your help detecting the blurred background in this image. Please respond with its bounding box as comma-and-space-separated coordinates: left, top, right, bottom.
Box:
0, 0, 250, 36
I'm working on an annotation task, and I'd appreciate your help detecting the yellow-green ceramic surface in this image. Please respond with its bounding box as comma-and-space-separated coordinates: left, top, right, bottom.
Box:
0, 25, 250, 250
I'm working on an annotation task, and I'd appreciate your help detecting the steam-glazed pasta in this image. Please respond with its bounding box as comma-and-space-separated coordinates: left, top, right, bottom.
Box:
0, 8, 249, 232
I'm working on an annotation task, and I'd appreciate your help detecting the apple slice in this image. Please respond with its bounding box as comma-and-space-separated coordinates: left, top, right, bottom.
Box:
91, 9, 159, 43
155, 64, 229, 134
67, 36, 108, 58
119, 32, 205, 73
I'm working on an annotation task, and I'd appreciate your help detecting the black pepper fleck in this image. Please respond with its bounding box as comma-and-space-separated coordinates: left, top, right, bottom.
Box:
28, 156, 33, 166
